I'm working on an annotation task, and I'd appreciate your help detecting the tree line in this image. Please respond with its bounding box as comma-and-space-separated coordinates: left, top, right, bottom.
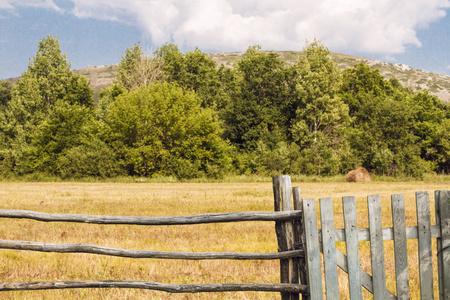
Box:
0, 36, 448, 179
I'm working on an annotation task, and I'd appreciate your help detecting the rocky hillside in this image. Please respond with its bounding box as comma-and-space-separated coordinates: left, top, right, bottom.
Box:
73, 51, 450, 103
332, 53, 450, 104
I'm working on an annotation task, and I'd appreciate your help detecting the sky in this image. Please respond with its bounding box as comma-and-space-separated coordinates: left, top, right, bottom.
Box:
1, 0, 450, 80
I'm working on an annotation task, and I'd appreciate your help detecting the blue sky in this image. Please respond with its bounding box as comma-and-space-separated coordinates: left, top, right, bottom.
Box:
1, 0, 450, 80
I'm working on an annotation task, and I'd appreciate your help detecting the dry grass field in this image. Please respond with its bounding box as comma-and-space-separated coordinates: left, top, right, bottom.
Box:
0, 180, 448, 299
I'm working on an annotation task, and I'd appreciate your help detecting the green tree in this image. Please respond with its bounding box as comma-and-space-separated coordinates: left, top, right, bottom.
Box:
105, 82, 231, 178
116, 43, 164, 91
349, 96, 430, 177
26, 100, 121, 178
408, 91, 450, 173
97, 83, 126, 123
340, 62, 442, 177
0, 74, 45, 175
290, 40, 351, 175
64, 73, 94, 107
155, 43, 185, 83
292, 40, 348, 142
341, 63, 393, 114
0, 36, 94, 176
26, 100, 93, 173
0, 80, 12, 107
183, 48, 224, 108
223, 46, 294, 151
27, 35, 93, 108
27, 36, 72, 108
156, 44, 224, 108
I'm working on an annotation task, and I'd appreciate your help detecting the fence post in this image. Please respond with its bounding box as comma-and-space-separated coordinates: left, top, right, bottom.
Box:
435, 190, 450, 300
416, 191, 434, 299
293, 187, 309, 300
302, 198, 323, 300
273, 175, 299, 300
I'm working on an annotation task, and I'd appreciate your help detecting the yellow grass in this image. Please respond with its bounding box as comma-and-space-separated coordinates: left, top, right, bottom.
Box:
0, 180, 448, 299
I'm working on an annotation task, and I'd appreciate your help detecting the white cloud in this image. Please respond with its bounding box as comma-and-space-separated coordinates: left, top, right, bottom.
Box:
0, 1, 14, 10
0, 0, 62, 12
3, 0, 450, 55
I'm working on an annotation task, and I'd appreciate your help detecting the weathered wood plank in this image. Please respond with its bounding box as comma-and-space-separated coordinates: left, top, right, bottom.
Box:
335, 249, 372, 292
328, 225, 440, 242
319, 197, 339, 299
0, 239, 303, 260
0, 281, 308, 293
0, 209, 302, 225
435, 191, 444, 300
416, 191, 434, 300
391, 194, 410, 300
303, 198, 324, 300
342, 196, 363, 300
367, 195, 386, 299
292, 187, 309, 300
273, 175, 299, 300
334, 248, 396, 299
435, 190, 450, 300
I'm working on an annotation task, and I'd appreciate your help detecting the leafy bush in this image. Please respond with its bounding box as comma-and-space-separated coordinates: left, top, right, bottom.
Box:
58, 140, 123, 178
105, 82, 231, 178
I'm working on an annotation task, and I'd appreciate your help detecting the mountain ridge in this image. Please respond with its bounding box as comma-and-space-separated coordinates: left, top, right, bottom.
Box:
7, 51, 450, 104
208, 51, 450, 103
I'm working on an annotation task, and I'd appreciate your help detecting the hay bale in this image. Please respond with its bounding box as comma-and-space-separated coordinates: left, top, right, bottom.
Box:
346, 167, 371, 182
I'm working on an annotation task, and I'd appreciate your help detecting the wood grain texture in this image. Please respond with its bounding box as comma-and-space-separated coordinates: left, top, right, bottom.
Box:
0, 281, 308, 293
333, 248, 396, 299
367, 195, 386, 300
435, 190, 450, 300
0, 209, 302, 225
293, 187, 309, 300
273, 175, 299, 300
391, 194, 410, 300
342, 196, 363, 300
416, 191, 434, 300
319, 197, 339, 299
303, 198, 323, 300
0, 239, 303, 260
327, 225, 441, 242
435, 191, 444, 300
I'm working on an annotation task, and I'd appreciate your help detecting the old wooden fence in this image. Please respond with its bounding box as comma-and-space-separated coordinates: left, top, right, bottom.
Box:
301, 186, 450, 300
0, 175, 448, 300
0, 176, 306, 298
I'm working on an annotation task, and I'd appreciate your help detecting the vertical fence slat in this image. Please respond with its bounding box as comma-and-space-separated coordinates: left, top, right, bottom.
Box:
293, 187, 309, 300
303, 198, 324, 300
273, 175, 299, 300
436, 190, 450, 299
391, 194, 410, 300
435, 191, 443, 300
416, 191, 434, 300
368, 195, 387, 300
319, 197, 339, 299
342, 196, 363, 300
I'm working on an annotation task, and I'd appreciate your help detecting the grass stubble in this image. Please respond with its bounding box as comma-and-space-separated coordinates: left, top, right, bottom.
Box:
0, 179, 448, 299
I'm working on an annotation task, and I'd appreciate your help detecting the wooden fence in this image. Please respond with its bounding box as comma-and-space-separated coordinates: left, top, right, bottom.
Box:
0, 176, 306, 298
302, 188, 450, 300
0, 175, 448, 300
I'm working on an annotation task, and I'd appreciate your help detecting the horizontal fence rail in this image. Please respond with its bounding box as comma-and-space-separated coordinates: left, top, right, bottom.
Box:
0, 209, 302, 225
0, 281, 308, 293
0, 239, 304, 260
303, 190, 450, 300
0, 180, 307, 298
319, 225, 441, 242
3, 179, 448, 299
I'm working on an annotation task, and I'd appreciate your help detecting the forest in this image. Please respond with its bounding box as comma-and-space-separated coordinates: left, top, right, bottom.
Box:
0, 36, 449, 179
